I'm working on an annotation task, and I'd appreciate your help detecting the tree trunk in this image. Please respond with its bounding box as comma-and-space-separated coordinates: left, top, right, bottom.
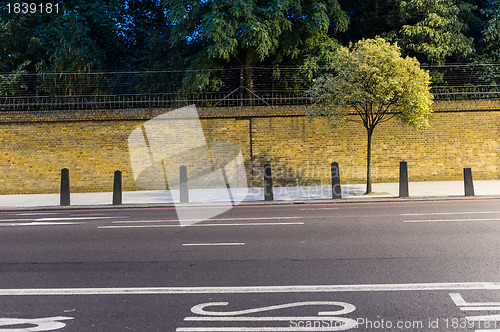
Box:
244, 48, 255, 105
366, 127, 374, 194
369, 0, 379, 38
244, 48, 255, 91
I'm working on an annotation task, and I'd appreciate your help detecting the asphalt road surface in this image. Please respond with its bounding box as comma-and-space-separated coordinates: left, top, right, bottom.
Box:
0, 199, 499, 331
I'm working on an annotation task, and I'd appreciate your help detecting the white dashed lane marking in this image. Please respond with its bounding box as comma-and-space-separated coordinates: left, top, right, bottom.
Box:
402, 211, 500, 216
111, 217, 303, 224
404, 218, 500, 223
182, 243, 245, 246
0, 216, 122, 227
99, 222, 304, 229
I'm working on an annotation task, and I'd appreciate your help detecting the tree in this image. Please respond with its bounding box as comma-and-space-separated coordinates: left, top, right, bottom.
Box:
0, 0, 125, 73
479, 0, 500, 62
306, 37, 433, 194
0, 13, 47, 73
0, 61, 29, 98
386, 0, 476, 64
338, 0, 394, 40
163, 0, 349, 91
121, 0, 186, 70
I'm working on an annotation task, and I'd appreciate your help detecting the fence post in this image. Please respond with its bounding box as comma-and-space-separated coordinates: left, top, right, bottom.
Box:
113, 170, 122, 205
60, 168, 70, 206
264, 163, 274, 201
180, 165, 189, 203
464, 167, 475, 196
331, 162, 342, 199
399, 161, 409, 198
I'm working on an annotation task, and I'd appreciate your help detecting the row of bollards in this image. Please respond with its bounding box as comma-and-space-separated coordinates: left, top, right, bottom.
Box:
263, 161, 476, 201
59, 168, 122, 206
59, 162, 477, 205
398, 161, 474, 198
264, 162, 343, 201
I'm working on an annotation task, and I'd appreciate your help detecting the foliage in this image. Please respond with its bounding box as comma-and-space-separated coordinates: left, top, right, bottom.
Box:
163, 0, 349, 91
306, 37, 433, 192
479, 0, 500, 62
120, 0, 187, 71
0, 0, 498, 95
0, 61, 29, 96
307, 37, 433, 128
386, 0, 476, 65
338, 0, 394, 40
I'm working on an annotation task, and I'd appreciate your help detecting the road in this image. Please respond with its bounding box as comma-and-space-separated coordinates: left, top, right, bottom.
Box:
0, 199, 499, 331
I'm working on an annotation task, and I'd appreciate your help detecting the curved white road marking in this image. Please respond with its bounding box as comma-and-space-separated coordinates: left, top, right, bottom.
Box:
179, 301, 357, 331
0, 316, 73, 331
190, 301, 355, 316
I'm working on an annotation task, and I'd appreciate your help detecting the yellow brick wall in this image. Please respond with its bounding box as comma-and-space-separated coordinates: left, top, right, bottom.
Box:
248, 111, 499, 187
0, 101, 498, 194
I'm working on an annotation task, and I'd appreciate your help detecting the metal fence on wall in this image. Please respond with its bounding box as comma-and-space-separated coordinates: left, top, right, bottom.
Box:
0, 65, 499, 112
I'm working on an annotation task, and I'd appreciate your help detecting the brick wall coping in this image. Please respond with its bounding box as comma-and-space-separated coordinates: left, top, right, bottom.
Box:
0, 100, 498, 123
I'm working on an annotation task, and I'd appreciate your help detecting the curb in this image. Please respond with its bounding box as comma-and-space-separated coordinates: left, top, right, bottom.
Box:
1, 195, 499, 212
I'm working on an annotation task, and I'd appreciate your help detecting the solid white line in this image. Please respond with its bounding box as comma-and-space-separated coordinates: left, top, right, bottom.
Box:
404, 218, 500, 223
98, 222, 304, 229
12, 213, 62, 216
461, 307, 500, 311
0, 217, 117, 222
300, 208, 339, 211
182, 243, 245, 246
450, 293, 500, 306
0, 282, 499, 296
177, 328, 344, 331
177, 327, 355, 331
0, 222, 84, 227
402, 211, 500, 216
466, 314, 500, 321
184, 316, 349, 321
39, 217, 118, 221
112, 217, 303, 224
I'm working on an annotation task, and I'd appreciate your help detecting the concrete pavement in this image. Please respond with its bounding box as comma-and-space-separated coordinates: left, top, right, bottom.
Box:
0, 180, 498, 210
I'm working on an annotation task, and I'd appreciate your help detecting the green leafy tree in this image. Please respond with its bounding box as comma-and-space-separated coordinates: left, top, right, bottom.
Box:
387, 0, 476, 64
0, 12, 47, 73
338, 0, 394, 40
0, 0, 125, 73
0, 61, 29, 98
479, 0, 500, 62
473, 0, 500, 86
163, 0, 349, 91
121, 0, 186, 70
306, 37, 433, 193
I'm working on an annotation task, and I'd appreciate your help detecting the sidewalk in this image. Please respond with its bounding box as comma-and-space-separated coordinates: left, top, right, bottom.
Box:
0, 180, 498, 210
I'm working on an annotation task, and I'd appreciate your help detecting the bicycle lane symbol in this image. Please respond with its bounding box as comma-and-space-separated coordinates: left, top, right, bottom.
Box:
176, 301, 357, 331
0, 316, 73, 331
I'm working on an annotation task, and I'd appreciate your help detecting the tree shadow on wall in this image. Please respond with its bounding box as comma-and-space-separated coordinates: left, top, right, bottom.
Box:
251, 152, 299, 187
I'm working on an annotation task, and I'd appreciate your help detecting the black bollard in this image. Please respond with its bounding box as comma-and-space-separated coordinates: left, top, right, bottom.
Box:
264, 163, 273, 201
399, 161, 409, 198
331, 162, 342, 199
113, 170, 122, 205
464, 167, 475, 196
180, 165, 189, 203
60, 168, 70, 206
